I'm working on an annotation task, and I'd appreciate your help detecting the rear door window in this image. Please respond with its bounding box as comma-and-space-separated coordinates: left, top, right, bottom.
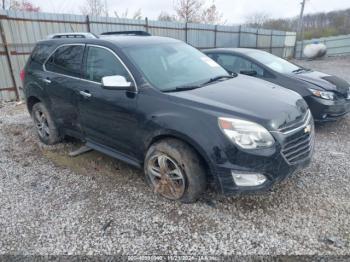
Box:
211, 53, 238, 74
45, 45, 84, 78
233, 56, 264, 76
83, 46, 130, 83
31, 43, 54, 64
212, 53, 265, 77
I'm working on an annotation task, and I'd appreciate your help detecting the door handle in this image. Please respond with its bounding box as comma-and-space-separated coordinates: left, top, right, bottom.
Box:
42, 78, 51, 84
79, 90, 92, 98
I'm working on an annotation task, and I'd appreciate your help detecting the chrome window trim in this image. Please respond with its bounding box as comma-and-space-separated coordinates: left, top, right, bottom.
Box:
43, 43, 138, 92
85, 44, 138, 92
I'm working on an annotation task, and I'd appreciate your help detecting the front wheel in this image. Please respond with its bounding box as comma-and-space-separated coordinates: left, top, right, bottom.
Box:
144, 139, 207, 203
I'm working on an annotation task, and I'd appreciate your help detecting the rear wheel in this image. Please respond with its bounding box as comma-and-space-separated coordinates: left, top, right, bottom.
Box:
144, 138, 207, 203
32, 102, 61, 145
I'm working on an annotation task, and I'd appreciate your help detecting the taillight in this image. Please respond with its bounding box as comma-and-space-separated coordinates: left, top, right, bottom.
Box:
20, 69, 25, 82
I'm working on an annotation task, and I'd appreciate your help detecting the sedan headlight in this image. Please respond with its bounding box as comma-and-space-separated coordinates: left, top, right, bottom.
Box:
218, 117, 275, 149
309, 88, 335, 100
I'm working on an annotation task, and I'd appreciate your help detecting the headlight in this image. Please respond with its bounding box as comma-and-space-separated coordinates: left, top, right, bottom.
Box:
218, 117, 275, 149
309, 88, 334, 100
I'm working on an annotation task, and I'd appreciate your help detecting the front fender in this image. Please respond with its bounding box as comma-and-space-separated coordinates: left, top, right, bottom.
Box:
141, 110, 223, 177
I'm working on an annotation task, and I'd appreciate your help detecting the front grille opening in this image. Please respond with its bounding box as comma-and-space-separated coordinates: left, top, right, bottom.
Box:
280, 110, 314, 165
281, 129, 314, 165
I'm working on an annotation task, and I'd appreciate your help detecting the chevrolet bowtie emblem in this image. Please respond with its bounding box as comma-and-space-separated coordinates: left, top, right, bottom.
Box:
304, 124, 311, 133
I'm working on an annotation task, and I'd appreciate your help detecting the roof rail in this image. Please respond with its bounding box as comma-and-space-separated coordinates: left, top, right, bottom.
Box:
47, 32, 98, 39
100, 31, 151, 36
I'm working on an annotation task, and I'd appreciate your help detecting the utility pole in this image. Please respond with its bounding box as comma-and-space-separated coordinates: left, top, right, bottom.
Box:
297, 0, 306, 41
294, 0, 307, 58
105, 0, 108, 17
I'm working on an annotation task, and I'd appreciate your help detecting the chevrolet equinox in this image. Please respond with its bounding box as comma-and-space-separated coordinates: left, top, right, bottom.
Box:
22, 32, 315, 202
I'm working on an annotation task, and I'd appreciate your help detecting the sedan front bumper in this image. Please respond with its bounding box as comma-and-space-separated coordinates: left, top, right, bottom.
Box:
305, 96, 350, 121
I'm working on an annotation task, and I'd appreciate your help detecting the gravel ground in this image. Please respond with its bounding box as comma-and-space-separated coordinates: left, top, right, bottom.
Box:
0, 56, 350, 256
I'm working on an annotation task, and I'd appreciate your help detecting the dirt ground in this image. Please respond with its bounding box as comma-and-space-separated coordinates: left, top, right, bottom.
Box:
0, 56, 349, 256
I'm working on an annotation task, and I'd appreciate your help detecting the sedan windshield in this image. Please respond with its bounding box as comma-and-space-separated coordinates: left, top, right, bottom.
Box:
246, 51, 301, 74
123, 42, 229, 91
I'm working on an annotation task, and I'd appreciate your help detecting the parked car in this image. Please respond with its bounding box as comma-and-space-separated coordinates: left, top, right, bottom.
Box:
22, 32, 314, 203
203, 48, 350, 121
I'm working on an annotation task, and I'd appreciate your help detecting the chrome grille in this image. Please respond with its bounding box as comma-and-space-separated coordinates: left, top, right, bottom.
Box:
278, 110, 311, 134
282, 131, 314, 164
281, 111, 314, 165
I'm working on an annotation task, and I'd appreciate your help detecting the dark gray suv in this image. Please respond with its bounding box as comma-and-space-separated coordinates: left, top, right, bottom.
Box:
22, 32, 314, 202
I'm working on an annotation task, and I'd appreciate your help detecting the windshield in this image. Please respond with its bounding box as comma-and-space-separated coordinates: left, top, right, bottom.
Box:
123, 42, 229, 91
246, 51, 300, 74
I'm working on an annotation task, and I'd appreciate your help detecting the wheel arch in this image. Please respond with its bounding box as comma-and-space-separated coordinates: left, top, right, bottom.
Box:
26, 95, 41, 114
145, 131, 214, 179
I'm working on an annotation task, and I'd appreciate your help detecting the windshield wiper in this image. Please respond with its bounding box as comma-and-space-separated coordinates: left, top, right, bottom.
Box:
292, 68, 311, 74
163, 74, 235, 93
163, 85, 202, 92
202, 74, 235, 86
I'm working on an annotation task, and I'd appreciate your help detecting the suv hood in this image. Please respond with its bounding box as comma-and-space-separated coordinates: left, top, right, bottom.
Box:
168, 74, 308, 131
289, 71, 350, 97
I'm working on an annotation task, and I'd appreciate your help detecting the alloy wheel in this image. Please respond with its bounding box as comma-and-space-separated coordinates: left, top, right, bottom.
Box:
33, 110, 50, 138
147, 153, 186, 200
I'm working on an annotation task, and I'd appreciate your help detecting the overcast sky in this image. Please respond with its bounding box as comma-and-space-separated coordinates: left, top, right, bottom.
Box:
30, 0, 350, 24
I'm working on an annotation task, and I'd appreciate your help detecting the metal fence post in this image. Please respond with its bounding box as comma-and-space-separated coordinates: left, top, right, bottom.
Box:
238, 25, 241, 47
86, 15, 91, 32
0, 14, 19, 101
256, 28, 259, 48
214, 24, 217, 48
293, 34, 298, 58
185, 22, 188, 43
270, 31, 273, 53
300, 40, 304, 59
145, 17, 149, 33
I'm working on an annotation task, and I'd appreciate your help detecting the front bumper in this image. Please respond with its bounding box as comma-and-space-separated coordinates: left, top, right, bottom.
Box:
213, 152, 312, 196
305, 96, 350, 121
211, 119, 314, 196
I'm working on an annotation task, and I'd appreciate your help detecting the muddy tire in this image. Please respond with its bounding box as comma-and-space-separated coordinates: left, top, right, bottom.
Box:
144, 138, 207, 203
32, 102, 61, 145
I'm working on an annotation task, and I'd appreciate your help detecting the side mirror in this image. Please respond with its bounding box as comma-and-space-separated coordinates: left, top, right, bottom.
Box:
101, 75, 134, 90
240, 70, 257, 76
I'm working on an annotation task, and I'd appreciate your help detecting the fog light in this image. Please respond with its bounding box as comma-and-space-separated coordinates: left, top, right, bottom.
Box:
231, 172, 267, 187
